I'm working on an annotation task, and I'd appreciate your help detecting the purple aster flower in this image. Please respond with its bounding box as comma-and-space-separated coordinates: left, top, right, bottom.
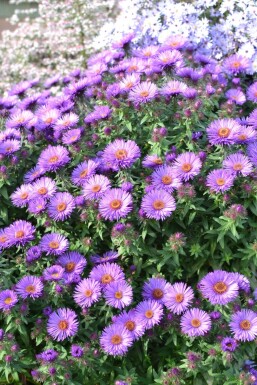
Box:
47, 192, 75, 221
248, 109, 257, 128
71, 345, 84, 358
247, 82, 257, 103
39, 233, 69, 256
54, 112, 79, 131
10, 184, 33, 207
163, 282, 194, 314
226, 89, 246, 105
223, 54, 249, 74
62, 128, 81, 145
89, 262, 125, 287
236, 126, 257, 144
206, 119, 240, 145
28, 197, 47, 214
134, 45, 159, 58
141, 189, 176, 220
162, 35, 187, 50
182, 88, 198, 99
73, 278, 102, 308
247, 142, 257, 166
47, 308, 78, 341
135, 300, 163, 329
206, 169, 235, 193
172, 152, 202, 181
180, 308, 211, 337
31, 177, 57, 200
119, 74, 141, 92
124, 58, 146, 74
9, 80, 32, 96
83, 174, 111, 200
6, 110, 33, 129
161, 80, 187, 96
26, 246, 42, 263
37, 349, 58, 362
98, 188, 133, 221
229, 273, 250, 293
142, 154, 164, 168
36, 106, 60, 131
90, 251, 119, 264
128, 81, 158, 105
84, 106, 111, 124
112, 32, 134, 49
15, 276, 43, 299
24, 166, 45, 184
229, 310, 257, 341
71, 160, 98, 186
0, 290, 18, 311
102, 139, 140, 170
43, 265, 64, 281
221, 337, 238, 352
198, 270, 239, 305
57, 251, 87, 282
104, 280, 133, 309
5, 220, 35, 247
151, 165, 182, 192
156, 50, 183, 68
0, 140, 21, 155
120, 181, 133, 192
37, 145, 70, 172
223, 153, 253, 176
142, 278, 171, 304
100, 323, 133, 356
114, 310, 145, 340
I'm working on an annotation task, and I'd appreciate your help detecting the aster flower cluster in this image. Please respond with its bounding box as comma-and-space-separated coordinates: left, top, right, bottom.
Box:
1, 32, 257, 385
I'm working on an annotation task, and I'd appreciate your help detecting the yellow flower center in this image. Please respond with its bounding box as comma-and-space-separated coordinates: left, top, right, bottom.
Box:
181, 163, 192, 172
216, 178, 225, 186
115, 149, 128, 160
4, 297, 12, 305
101, 274, 113, 284
110, 199, 122, 210
115, 291, 123, 299
175, 293, 184, 303
153, 200, 165, 210
213, 281, 228, 294
218, 127, 230, 138
191, 318, 201, 328
111, 334, 122, 344
65, 262, 76, 272
84, 289, 93, 297
161, 175, 172, 185
125, 320, 135, 331
15, 231, 25, 238
49, 241, 60, 249
58, 320, 69, 330
91, 184, 101, 192
145, 310, 154, 319
240, 320, 251, 330
38, 187, 48, 195
57, 202, 67, 212
49, 156, 59, 163
25, 285, 36, 293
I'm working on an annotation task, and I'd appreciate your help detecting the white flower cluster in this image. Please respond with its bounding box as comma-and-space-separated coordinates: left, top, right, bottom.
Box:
93, 0, 257, 73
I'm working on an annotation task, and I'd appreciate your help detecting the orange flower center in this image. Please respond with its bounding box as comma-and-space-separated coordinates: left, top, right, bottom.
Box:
38, 187, 48, 195
25, 285, 36, 293
232, 61, 240, 68
20, 192, 28, 199
45, 117, 53, 124
181, 163, 192, 172
161, 175, 172, 185
49, 241, 60, 249
57, 202, 67, 212
84, 289, 93, 297
58, 320, 69, 330
153, 200, 165, 210
240, 320, 251, 330
49, 156, 59, 163
125, 320, 135, 331
216, 178, 225, 186
233, 163, 243, 171
115, 291, 123, 299
91, 184, 101, 193
111, 334, 122, 345
191, 318, 201, 328
15, 231, 24, 238
6, 146, 13, 152
153, 288, 164, 299
154, 158, 163, 165
4, 297, 12, 304
0, 235, 7, 243
101, 274, 113, 284
238, 134, 247, 140
213, 281, 228, 294
115, 149, 128, 160
145, 310, 154, 319
110, 199, 122, 210
140, 91, 150, 97
80, 170, 88, 178
126, 82, 134, 89
65, 262, 76, 272
175, 293, 184, 303
51, 273, 60, 278
218, 127, 230, 138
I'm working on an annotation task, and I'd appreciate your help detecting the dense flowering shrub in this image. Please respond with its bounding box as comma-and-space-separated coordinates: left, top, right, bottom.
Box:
1, 34, 257, 385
